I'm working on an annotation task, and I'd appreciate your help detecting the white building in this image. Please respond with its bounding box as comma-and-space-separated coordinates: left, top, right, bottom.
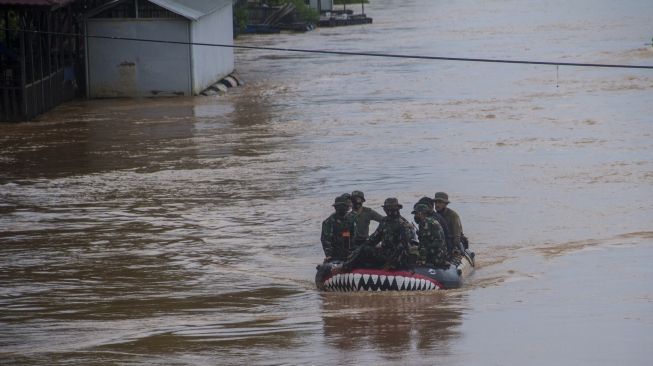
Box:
85, 0, 234, 98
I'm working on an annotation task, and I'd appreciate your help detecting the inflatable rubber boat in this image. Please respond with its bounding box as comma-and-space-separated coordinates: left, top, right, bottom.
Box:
315, 251, 475, 292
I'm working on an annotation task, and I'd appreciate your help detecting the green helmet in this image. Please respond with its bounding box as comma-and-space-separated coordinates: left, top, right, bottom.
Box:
417, 196, 434, 206
411, 203, 431, 214
333, 196, 349, 207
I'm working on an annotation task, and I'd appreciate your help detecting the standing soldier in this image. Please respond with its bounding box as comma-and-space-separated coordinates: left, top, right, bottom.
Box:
433, 192, 466, 254
411, 204, 448, 267
321, 196, 357, 262
350, 190, 384, 244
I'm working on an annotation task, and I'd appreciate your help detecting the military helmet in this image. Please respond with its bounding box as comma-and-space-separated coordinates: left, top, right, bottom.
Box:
382, 197, 403, 209
433, 192, 450, 203
417, 196, 434, 205
411, 203, 430, 214
351, 190, 365, 202
333, 196, 349, 207
340, 193, 351, 200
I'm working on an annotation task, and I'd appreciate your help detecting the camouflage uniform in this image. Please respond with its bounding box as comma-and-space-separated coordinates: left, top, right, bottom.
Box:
415, 197, 452, 253
434, 192, 464, 255
428, 211, 452, 254
321, 212, 357, 260
366, 215, 416, 269
416, 216, 448, 266
438, 207, 462, 253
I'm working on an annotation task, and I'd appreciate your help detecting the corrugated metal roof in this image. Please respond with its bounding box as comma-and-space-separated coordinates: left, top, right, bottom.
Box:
148, 0, 233, 21
0, 0, 74, 6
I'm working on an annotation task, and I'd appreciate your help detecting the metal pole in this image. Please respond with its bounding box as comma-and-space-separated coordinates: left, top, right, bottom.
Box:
37, 10, 45, 115
19, 15, 27, 119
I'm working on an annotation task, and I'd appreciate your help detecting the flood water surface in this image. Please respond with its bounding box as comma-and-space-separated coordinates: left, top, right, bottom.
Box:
1, 0, 652, 364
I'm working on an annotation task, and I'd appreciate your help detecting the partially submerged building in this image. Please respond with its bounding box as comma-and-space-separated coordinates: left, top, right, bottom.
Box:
85, 0, 235, 98
1, 0, 235, 122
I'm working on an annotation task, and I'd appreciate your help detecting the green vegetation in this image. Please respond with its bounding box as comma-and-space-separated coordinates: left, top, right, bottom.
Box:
267, 0, 319, 22
0, 11, 20, 42
289, 0, 319, 22
234, 6, 248, 32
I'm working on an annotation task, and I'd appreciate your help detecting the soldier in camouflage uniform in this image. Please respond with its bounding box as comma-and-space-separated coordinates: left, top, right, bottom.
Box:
433, 192, 467, 254
412, 203, 448, 267
340, 193, 353, 212
350, 190, 384, 244
347, 197, 416, 270
415, 196, 452, 255
321, 196, 357, 262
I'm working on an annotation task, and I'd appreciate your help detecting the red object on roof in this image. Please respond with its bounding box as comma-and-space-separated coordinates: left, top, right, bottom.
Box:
0, 0, 75, 6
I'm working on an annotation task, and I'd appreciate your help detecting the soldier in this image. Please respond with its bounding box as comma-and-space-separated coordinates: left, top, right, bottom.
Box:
350, 190, 384, 243
321, 196, 357, 262
411, 204, 448, 267
415, 196, 452, 254
433, 192, 467, 253
340, 193, 353, 211
360, 197, 416, 270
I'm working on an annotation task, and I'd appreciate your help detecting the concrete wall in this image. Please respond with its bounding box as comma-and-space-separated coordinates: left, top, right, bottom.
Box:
190, 6, 234, 95
86, 19, 192, 98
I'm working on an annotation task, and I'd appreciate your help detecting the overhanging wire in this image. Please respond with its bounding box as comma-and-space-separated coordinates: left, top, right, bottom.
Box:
3, 27, 653, 70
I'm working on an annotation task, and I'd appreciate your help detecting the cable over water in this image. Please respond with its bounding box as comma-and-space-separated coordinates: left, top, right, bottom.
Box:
3, 27, 653, 70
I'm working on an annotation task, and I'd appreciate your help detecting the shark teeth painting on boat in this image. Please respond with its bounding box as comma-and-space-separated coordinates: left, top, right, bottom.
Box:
316, 252, 474, 292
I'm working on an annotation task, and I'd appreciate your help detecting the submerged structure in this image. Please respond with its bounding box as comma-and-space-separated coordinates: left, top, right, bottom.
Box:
1, 0, 236, 121
85, 0, 234, 98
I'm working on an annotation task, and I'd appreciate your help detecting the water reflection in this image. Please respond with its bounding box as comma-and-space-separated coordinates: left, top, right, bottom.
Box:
321, 292, 464, 359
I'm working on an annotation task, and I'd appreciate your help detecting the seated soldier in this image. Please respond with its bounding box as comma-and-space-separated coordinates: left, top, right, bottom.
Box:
340, 193, 353, 212
347, 198, 416, 270
321, 196, 357, 262
412, 203, 448, 267
414, 196, 453, 255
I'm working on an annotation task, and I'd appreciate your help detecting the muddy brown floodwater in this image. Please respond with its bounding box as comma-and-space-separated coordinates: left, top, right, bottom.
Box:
1, 0, 652, 365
